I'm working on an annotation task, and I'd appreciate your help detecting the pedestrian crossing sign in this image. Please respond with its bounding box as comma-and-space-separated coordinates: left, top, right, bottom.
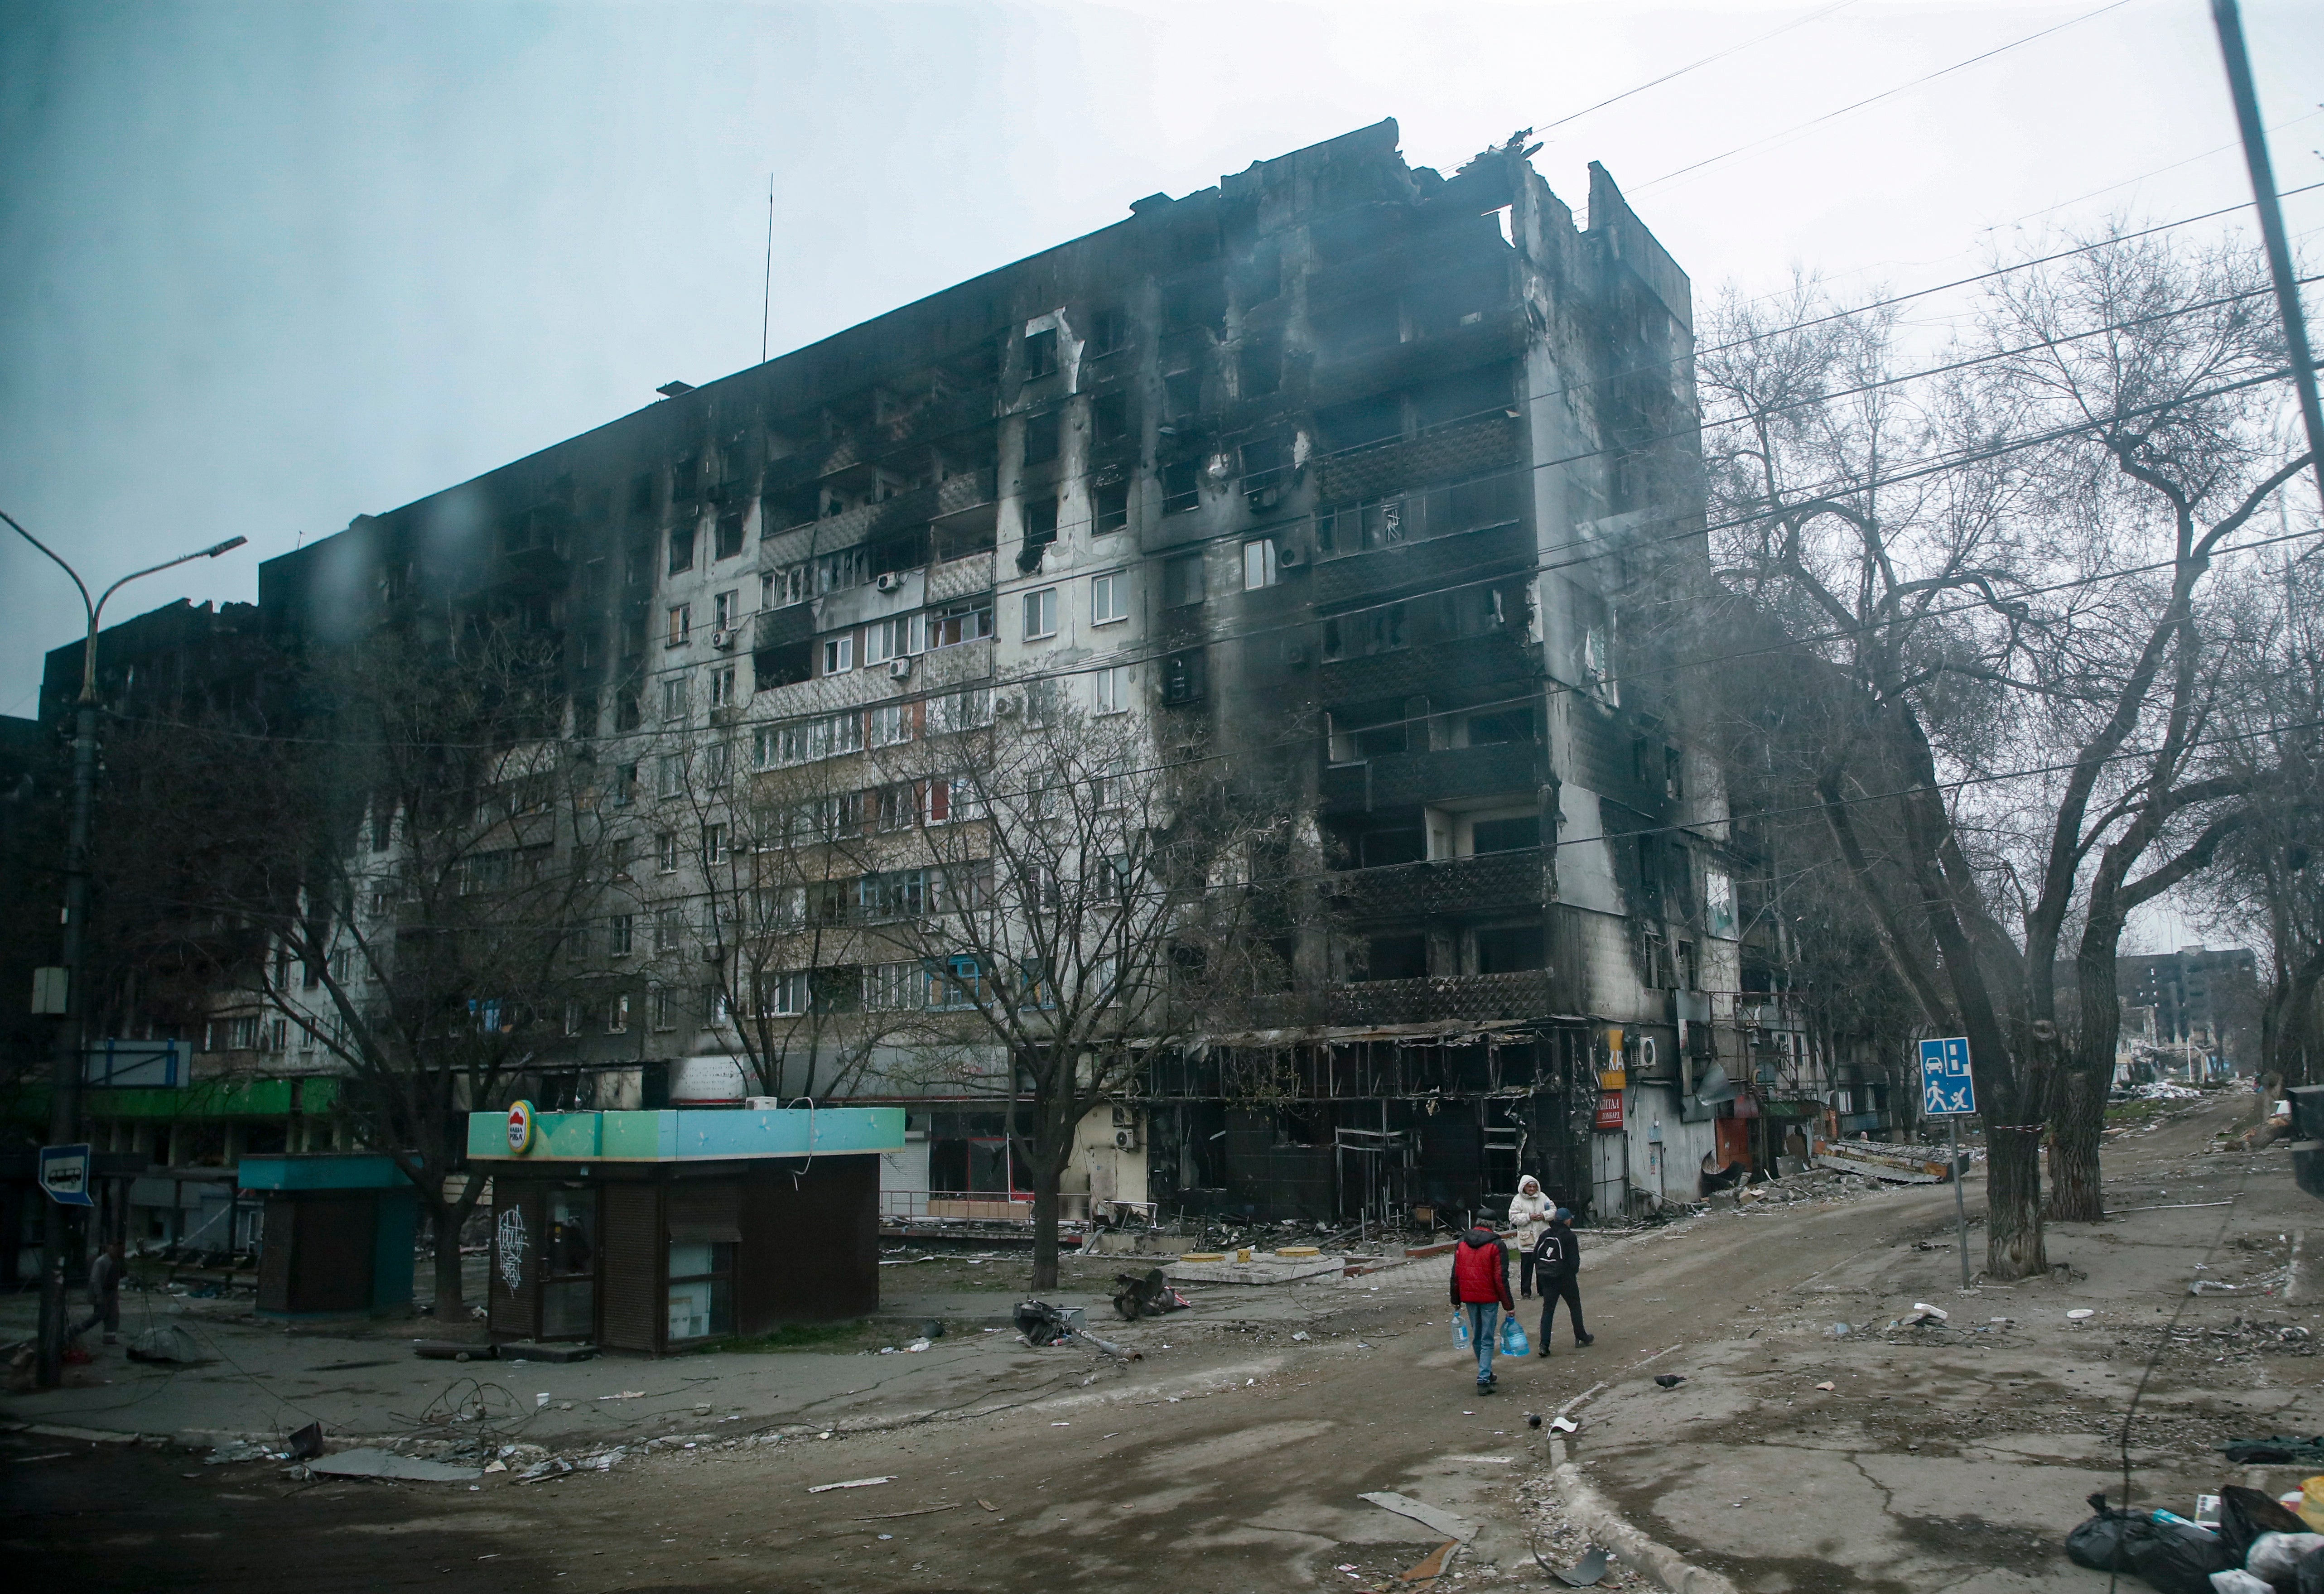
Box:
1918, 1038, 1976, 1116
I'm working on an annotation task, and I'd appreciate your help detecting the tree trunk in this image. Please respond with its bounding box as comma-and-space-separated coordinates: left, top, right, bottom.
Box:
1029, 1167, 1063, 1292
2045, 1069, 2106, 1222
429, 1198, 467, 1320
1985, 1125, 2049, 1279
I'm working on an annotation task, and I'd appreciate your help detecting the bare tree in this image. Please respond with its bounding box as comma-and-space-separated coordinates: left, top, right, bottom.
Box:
1700, 232, 2305, 1274
113, 624, 617, 1317
816, 677, 1307, 1288
653, 719, 940, 1101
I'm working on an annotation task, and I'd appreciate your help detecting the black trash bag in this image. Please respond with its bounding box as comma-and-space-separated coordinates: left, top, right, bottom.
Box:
2064, 1493, 2232, 1594
2222, 1484, 2309, 1564
2296, 1539, 2324, 1594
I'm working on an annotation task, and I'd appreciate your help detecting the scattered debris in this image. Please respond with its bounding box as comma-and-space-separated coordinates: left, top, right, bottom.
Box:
1550, 1416, 1579, 1435
1814, 1381, 1837, 1392
285, 1422, 323, 1462
126, 1325, 203, 1364
1653, 1374, 1685, 1389
807, 1476, 896, 1493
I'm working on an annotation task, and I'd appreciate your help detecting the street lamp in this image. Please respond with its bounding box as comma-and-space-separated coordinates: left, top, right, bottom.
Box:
3, 510, 246, 1389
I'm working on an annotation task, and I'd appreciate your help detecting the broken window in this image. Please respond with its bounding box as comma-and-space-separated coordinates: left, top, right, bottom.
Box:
714, 510, 745, 560
1020, 497, 1058, 565
1465, 708, 1533, 745
1475, 925, 1545, 974
1164, 369, 1201, 419
1326, 702, 1407, 763
1094, 479, 1130, 535
1317, 391, 1403, 449
926, 598, 992, 648
1022, 410, 1061, 466
712, 590, 737, 630
667, 603, 692, 645
1088, 306, 1131, 355
1171, 553, 1208, 608
1160, 460, 1201, 516
1416, 362, 1516, 430
1471, 814, 1540, 855
1022, 327, 1058, 379
629, 472, 656, 515
1356, 933, 1427, 981
672, 455, 701, 501
1162, 648, 1205, 706
668, 523, 696, 574
708, 665, 736, 710
1091, 392, 1131, 447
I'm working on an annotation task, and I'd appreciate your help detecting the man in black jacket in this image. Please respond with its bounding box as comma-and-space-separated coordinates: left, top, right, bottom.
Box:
1532, 1209, 1593, 1355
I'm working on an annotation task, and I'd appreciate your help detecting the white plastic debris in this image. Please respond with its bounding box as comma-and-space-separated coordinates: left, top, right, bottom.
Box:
806, 1476, 895, 1493
2066, 1309, 2095, 1320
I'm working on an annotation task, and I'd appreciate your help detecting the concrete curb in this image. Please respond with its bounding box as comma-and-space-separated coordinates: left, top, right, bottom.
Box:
1547, 1437, 1740, 1594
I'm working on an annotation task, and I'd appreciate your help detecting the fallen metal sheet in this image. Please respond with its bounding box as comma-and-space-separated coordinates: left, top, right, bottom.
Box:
1813, 1151, 1943, 1185
309, 1447, 483, 1482
1166, 1258, 1342, 1286
1553, 1546, 1610, 1587
1360, 1491, 1476, 1543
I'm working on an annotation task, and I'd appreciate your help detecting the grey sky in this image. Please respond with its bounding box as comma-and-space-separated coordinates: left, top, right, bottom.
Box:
4, 0, 2320, 948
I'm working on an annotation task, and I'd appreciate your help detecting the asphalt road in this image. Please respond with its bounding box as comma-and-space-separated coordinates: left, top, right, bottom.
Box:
9, 1102, 2266, 1594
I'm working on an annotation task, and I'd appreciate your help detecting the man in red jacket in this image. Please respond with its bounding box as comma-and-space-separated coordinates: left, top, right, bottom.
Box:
1449, 1222, 1515, 1394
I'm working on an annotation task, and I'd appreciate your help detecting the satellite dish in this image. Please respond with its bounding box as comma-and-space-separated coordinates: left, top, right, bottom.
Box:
1695, 1063, 1736, 1107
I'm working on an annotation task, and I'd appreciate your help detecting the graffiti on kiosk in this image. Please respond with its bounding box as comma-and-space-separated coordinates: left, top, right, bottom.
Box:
497, 1207, 527, 1295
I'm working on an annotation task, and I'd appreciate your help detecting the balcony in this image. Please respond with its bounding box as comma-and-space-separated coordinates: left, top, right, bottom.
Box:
1311, 414, 1521, 508
1313, 519, 1530, 609
1328, 970, 1557, 1026
1320, 741, 1542, 813
1316, 629, 1534, 706
1327, 850, 1547, 922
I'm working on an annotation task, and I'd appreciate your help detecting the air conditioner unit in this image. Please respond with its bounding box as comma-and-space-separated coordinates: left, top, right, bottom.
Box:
994, 694, 1021, 717
888, 656, 913, 679
744, 1096, 780, 1111
1113, 1127, 1140, 1151
1277, 544, 1305, 567
710, 629, 736, 651
875, 571, 905, 593
700, 946, 722, 963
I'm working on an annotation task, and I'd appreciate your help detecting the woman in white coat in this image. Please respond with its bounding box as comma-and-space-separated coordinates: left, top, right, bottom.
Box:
1507, 1175, 1553, 1298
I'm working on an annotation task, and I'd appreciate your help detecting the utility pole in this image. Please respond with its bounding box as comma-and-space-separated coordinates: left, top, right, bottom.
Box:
2, 512, 244, 1388
2211, 0, 2324, 515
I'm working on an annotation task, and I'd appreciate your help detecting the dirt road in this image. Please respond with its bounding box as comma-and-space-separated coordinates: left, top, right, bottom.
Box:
12, 1096, 2292, 1593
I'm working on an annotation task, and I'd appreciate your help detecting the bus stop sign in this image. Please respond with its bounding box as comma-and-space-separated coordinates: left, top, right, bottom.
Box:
39, 1144, 94, 1207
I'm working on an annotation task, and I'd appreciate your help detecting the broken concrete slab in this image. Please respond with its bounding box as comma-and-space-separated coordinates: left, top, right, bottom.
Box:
1359, 1491, 1476, 1542
309, 1447, 484, 1482
1166, 1257, 1343, 1286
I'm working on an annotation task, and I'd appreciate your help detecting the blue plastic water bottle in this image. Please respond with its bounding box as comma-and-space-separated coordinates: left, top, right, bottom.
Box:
1451, 1310, 1471, 1349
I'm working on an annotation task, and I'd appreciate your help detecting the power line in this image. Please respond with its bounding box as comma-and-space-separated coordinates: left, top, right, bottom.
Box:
1629, 0, 2136, 197
1538, 1, 1860, 135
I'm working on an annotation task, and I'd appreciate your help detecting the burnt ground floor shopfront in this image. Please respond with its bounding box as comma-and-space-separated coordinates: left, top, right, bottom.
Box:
467, 1105, 904, 1356
1138, 1021, 1606, 1229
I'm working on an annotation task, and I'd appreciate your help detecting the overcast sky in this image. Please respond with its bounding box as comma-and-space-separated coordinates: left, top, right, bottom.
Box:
3, 0, 2318, 939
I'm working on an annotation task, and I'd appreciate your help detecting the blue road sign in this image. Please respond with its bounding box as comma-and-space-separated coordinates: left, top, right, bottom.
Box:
39, 1143, 94, 1207
1918, 1037, 1976, 1117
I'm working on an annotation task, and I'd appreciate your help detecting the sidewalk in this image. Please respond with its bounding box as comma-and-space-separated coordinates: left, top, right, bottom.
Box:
1550, 1093, 2315, 1589
0, 1241, 1414, 1452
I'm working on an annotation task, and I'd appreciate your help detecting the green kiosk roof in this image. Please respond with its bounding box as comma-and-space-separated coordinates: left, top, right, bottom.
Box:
467, 1105, 906, 1164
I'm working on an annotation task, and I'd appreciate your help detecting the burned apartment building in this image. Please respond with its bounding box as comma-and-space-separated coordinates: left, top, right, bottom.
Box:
37, 120, 1808, 1239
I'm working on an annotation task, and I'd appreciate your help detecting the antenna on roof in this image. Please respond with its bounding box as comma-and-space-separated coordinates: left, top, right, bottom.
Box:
761, 173, 775, 366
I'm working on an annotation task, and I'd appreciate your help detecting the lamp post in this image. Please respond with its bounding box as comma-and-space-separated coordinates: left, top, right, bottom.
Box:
3, 511, 245, 1388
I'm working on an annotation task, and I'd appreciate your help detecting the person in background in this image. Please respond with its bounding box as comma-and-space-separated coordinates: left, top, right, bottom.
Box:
73, 1238, 125, 1347
1532, 1209, 1593, 1356
1507, 1175, 1553, 1297
1450, 1219, 1515, 1395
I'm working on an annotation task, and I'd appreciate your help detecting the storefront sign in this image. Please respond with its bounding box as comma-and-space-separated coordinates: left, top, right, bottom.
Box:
1597, 1069, 1626, 1090
506, 1099, 536, 1155
1594, 1091, 1624, 1132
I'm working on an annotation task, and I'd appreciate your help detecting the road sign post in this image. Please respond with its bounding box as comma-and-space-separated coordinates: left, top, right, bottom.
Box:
39, 1144, 94, 1208
1918, 1038, 1977, 1289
